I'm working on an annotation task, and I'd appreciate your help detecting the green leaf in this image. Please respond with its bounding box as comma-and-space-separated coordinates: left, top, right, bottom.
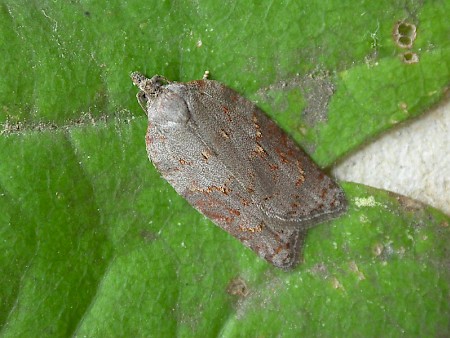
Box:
1, 1, 449, 337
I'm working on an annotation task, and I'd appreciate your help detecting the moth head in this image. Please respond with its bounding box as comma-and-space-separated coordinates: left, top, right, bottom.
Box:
131, 72, 169, 112
131, 72, 167, 93
131, 72, 190, 129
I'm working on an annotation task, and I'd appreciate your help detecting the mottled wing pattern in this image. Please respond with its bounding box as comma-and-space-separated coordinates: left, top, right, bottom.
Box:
145, 82, 308, 268
141, 77, 347, 269
183, 80, 347, 227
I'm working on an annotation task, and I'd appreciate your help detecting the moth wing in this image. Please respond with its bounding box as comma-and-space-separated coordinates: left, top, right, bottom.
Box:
185, 80, 346, 227
145, 84, 306, 268
181, 173, 307, 269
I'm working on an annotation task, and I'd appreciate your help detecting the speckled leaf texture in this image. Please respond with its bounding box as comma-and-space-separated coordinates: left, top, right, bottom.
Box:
0, 1, 449, 337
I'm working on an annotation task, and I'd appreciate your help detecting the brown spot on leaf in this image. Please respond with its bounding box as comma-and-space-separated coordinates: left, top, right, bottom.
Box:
140, 230, 158, 243
226, 277, 249, 297
372, 243, 384, 257
394, 193, 425, 212
401, 51, 419, 64
392, 20, 417, 49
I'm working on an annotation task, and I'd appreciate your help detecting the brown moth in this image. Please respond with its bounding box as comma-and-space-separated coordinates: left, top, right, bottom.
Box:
131, 72, 347, 269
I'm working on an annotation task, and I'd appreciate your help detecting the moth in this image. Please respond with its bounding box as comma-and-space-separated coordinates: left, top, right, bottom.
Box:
131, 72, 347, 269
